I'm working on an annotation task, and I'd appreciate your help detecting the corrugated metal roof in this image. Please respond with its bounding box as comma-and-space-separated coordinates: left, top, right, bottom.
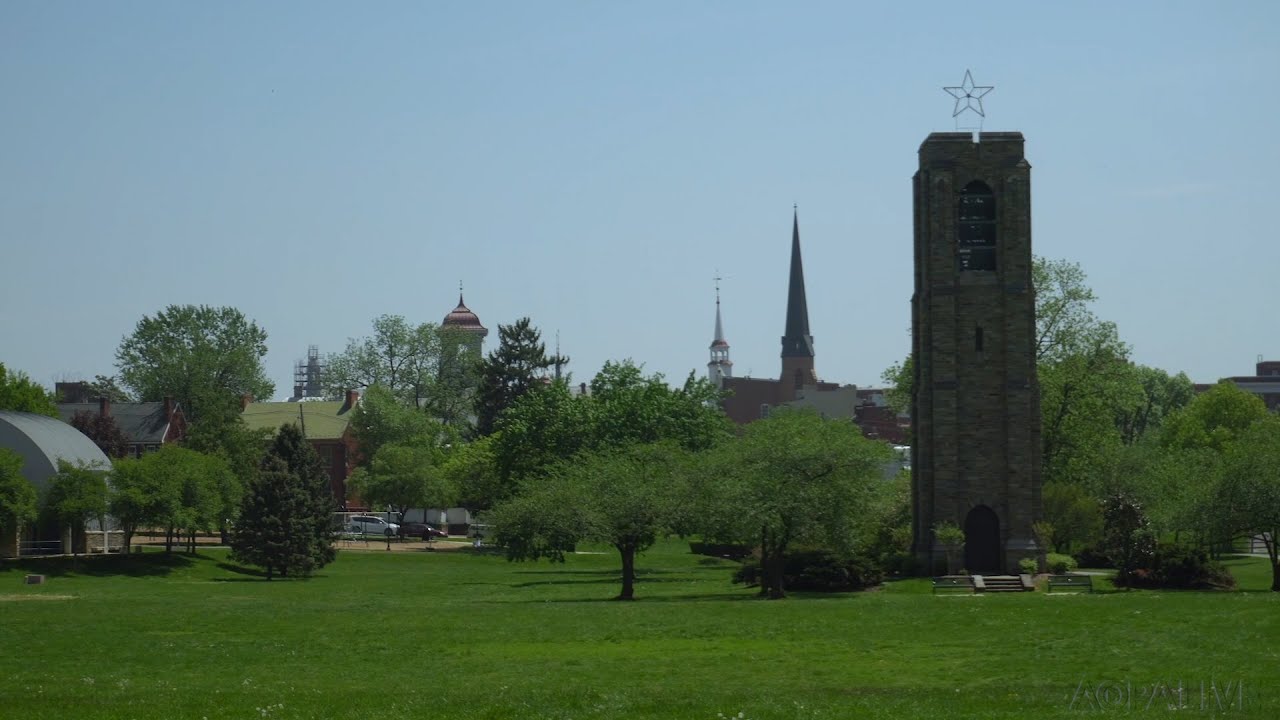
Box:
0, 410, 112, 492
241, 401, 354, 440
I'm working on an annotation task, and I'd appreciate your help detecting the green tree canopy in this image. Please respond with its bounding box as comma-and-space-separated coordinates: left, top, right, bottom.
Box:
107, 446, 231, 555
326, 315, 461, 412
115, 305, 274, 424
0, 449, 38, 534
441, 435, 501, 511
0, 363, 57, 417
230, 424, 336, 579
109, 454, 178, 554
184, 405, 269, 538
1114, 366, 1196, 446
696, 410, 891, 599
883, 257, 1194, 487
347, 383, 443, 466
1040, 481, 1103, 554
1216, 416, 1280, 591
588, 361, 730, 451
491, 442, 692, 600
487, 360, 730, 508
80, 375, 134, 403
70, 410, 130, 459
490, 380, 592, 504
45, 460, 109, 556
349, 442, 456, 521
475, 318, 566, 437
1161, 381, 1270, 453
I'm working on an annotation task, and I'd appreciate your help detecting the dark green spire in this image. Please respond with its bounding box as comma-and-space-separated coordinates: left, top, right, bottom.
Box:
781, 208, 814, 358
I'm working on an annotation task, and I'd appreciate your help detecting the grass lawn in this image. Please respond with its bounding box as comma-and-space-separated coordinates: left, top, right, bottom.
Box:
1, 540, 1277, 719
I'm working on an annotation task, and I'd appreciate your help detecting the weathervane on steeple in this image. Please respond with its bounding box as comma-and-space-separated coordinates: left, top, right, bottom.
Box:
943, 69, 993, 135
708, 269, 733, 387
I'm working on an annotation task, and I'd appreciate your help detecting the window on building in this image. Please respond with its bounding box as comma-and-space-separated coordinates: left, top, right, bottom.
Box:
958, 180, 996, 272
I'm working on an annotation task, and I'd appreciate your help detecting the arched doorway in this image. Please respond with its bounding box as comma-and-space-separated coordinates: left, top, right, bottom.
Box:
964, 505, 1001, 574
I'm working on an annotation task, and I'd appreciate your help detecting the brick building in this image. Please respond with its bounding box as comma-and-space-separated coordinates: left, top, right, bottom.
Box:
1223, 359, 1280, 411
241, 390, 361, 509
717, 211, 862, 424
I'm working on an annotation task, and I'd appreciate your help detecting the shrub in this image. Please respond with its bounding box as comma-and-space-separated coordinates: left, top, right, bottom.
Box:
689, 542, 752, 561
933, 522, 965, 547
882, 551, 923, 577
1046, 553, 1078, 574
732, 549, 883, 592
1115, 544, 1236, 590
1018, 557, 1039, 575
1100, 493, 1156, 583
1073, 546, 1112, 569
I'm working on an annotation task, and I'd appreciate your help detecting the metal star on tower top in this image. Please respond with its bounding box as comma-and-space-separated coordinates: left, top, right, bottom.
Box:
943, 70, 994, 118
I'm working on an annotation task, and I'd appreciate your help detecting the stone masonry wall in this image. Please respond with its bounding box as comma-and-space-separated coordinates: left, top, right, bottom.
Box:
911, 132, 1043, 574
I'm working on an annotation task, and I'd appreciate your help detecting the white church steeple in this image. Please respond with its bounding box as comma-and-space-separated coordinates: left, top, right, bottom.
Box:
708, 277, 733, 387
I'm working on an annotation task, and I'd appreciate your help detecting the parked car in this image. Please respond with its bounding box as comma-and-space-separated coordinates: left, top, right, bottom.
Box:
399, 522, 448, 540
349, 515, 399, 537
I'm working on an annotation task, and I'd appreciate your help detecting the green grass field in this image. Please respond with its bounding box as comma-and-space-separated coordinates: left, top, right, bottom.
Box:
1, 541, 1276, 719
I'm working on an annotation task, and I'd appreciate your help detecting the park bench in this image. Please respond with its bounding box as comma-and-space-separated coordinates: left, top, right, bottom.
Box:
931, 576, 976, 594
1046, 574, 1093, 593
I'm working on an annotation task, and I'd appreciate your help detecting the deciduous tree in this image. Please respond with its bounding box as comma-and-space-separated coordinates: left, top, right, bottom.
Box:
488, 361, 729, 507
115, 305, 273, 424
441, 435, 502, 511
70, 410, 130, 459
326, 315, 437, 406
697, 410, 890, 599
347, 384, 441, 466
490, 380, 591, 504
45, 460, 109, 557
349, 442, 456, 522
0, 363, 57, 417
1114, 366, 1195, 446
491, 443, 691, 600
588, 361, 730, 452
1216, 416, 1280, 591
81, 375, 134, 403
1100, 492, 1156, 584
108, 455, 178, 555
0, 449, 37, 541
1161, 381, 1269, 453
1040, 481, 1103, 554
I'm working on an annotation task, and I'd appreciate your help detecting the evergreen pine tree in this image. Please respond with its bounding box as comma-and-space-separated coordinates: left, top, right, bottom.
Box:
229, 424, 336, 579
475, 318, 567, 436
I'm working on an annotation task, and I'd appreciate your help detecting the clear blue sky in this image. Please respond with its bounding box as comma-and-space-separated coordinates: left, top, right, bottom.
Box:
2, 1, 1276, 399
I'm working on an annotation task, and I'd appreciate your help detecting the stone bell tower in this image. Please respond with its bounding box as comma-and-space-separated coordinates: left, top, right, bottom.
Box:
910, 131, 1042, 574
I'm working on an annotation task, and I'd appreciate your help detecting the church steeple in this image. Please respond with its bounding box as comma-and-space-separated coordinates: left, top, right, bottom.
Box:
780, 208, 817, 391
708, 277, 733, 387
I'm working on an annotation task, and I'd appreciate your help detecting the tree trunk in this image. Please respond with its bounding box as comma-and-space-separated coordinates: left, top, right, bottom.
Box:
758, 525, 770, 597
617, 543, 636, 600
764, 550, 786, 599
122, 529, 133, 556
266, 565, 273, 581
164, 526, 174, 554
1268, 534, 1279, 592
